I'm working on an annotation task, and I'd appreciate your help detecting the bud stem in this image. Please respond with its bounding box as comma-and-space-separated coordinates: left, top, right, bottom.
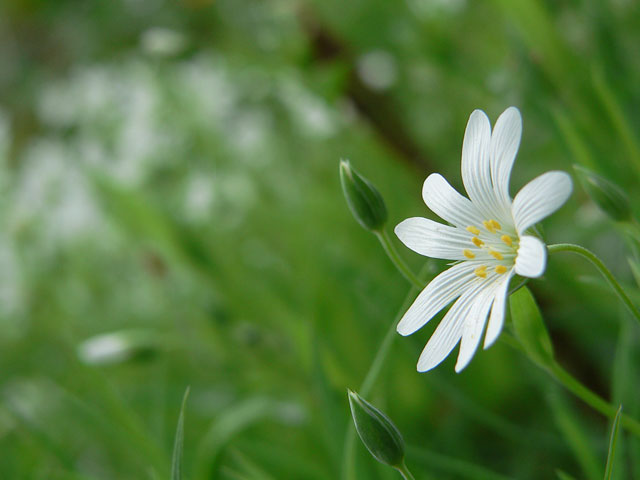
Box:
396, 462, 416, 480
547, 243, 640, 327
341, 264, 431, 480
376, 229, 423, 289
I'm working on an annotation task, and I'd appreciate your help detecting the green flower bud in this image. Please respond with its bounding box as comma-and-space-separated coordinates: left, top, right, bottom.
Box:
574, 166, 631, 222
348, 389, 405, 468
509, 286, 554, 367
339, 159, 388, 232
77, 330, 160, 366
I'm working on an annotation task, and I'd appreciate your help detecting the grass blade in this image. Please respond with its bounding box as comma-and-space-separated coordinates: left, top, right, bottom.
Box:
556, 470, 577, 480
548, 390, 600, 480
172, 386, 191, 480
604, 405, 623, 480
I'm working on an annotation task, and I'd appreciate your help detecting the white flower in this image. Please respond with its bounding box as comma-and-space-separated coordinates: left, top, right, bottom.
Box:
395, 107, 572, 373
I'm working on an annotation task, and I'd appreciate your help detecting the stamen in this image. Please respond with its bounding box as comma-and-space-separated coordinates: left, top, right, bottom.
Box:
466, 226, 480, 235
462, 249, 475, 259
474, 266, 487, 278
490, 219, 501, 230
471, 237, 484, 247
500, 235, 513, 246
489, 250, 503, 260
495, 265, 507, 274
482, 220, 496, 233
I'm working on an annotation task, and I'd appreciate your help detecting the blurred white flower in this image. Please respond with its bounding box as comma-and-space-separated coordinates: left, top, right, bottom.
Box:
395, 107, 572, 372
140, 27, 187, 57
356, 50, 398, 91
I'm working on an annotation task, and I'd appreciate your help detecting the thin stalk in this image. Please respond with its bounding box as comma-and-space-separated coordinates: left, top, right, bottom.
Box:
502, 330, 640, 438
548, 243, 640, 326
341, 265, 428, 480
376, 229, 423, 289
547, 363, 640, 438
396, 462, 416, 480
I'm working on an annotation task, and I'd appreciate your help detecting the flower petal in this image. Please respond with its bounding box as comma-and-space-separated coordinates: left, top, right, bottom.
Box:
490, 107, 521, 211
417, 278, 488, 372
461, 110, 499, 218
397, 262, 476, 336
515, 235, 547, 278
395, 217, 474, 261
455, 281, 498, 372
483, 270, 514, 349
422, 173, 482, 228
512, 171, 573, 234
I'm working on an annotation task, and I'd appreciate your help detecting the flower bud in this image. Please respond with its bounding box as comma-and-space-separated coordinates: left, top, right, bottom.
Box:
77, 330, 160, 366
339, 159, 388, 232
574, 166, 631, 222
347, 389, 405, 468
509, 286, 554, 367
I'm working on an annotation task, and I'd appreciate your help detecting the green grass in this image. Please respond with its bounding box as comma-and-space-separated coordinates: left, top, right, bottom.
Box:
1, 0, 640, 478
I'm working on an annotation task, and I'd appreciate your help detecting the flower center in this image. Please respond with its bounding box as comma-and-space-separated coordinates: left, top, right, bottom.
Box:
463, 219, 518, 277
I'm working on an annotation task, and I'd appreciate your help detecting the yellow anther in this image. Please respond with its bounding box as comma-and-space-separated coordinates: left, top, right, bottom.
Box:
482, 220, 496, 233
474, 266, 487, 278
471, 237, 484, 247
489, 250, 503, 260
495, 265, 508, 274
466, 226, 480, 235
462, 249, 475, 259
500, 235, 513, 246
490, 219, 501, 230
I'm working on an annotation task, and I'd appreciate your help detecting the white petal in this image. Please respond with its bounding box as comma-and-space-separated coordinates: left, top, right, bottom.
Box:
417, 278, 487, 372
461, 110, 498, 217
397, 262, 476, 336
512, 171, 573, 234
422, 174, 482, 228
395, 217, 474, 261
515, 235, 547, 278
490, 107, 521, 210
455, 281, 498, 372
416, 295, 467, 372
484, 270, 514, 349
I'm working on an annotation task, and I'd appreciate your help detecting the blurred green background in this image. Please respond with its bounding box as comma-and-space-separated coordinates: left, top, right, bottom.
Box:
2, 0, 640, 478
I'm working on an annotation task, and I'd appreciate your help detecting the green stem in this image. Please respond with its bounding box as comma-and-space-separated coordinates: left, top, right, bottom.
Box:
548, 243, 640, 326
396, 462, 416, 480
503, 331, 640, 438
376, 229, 423, 289
341, 265, 427, 480
547, 362, 640, 438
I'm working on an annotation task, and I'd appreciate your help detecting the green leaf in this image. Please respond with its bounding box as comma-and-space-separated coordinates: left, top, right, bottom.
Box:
171, 387, 191, 480
574, 165, 631, 222
604, 405, 623, 480
509, 286, 554, 367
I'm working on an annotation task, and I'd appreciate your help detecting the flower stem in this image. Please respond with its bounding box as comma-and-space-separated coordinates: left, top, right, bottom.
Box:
547, 243, 640, 326
376, 229, 423, 289
341, 265, 428, 480
396, 462, 416, 480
